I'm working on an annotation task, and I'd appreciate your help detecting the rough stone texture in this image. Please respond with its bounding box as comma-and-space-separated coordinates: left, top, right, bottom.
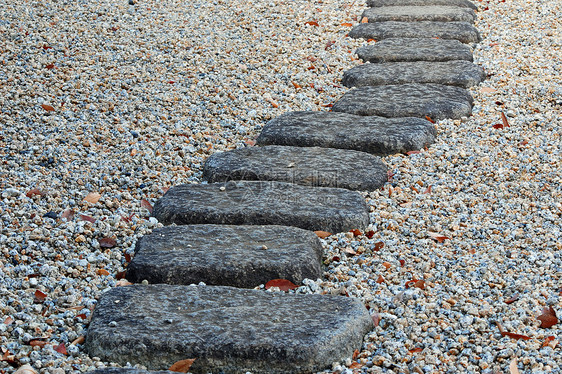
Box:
256, 111, 436, 156
356, 37, 474, 63
202, 145, 387, 191
88, 370, 174, 374
127, 225, 323, 288
349, 21, 481, 44
332, 83, 473, 120
85, 285, 374, 374
152, 181, 370, 232
342, 60, 485, 88
367, 0, 478, 9
362, 6, 476, 23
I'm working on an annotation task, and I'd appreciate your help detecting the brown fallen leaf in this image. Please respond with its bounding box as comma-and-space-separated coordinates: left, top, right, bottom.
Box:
83, 192, 101, 204
79, 214, 96, 223
365, 230, 375, 239
373, 241, 384, 251
537, 306, 558, 328
34, 290, 47, 303
428, 232, 450, 243
382, 262, 391, 270
26, 188, 45, 198
291, 81, 301, 89
54, 343, 67, 355
509, 358, 519, 374
361, 16, 368, 23
352, 349, 360, 360
349, 362, 362, 369
97, 269, 110, 276
425, 115, 435, 124
314, 230, 332, 239
41, 104, 55, 112
409, 347, 423, 354
116, 279, 133, 287
305, 20, 319, 26
350, 229, 362, 237
340, 22, 353, 27
376, 275, 385, 284
500, 112, 510, 128
29, 340, 48, 348
61, 209, 75, 221
505, 293, 520, 304
4, 316, 14, 325
542, 335, 556, 348
371, 312, 380, 327
99, 237, 117, 248
405, 279, 426, 290
265, 279, 298, 292
169, 359, 196, 373
71, 336, 85, 345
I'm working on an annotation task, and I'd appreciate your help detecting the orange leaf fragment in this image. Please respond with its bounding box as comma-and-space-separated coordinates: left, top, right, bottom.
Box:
45, 63, 55, 70
291, 81, 301, 89
26, 188, 45, 198
99, 237, 117, 248
340, 22, 353, 27
367, 38, 377, 42
382, 262, 391, 270
361, 17, 369, 23
350, 229, 362, 237
305, 21, 319, 26
405, 279, 425, 290
376, 275, 385, 284
34, 290, 47, 303
168, 358, 196, 373
71, 336, 85, 346
265, 279, 298, 291
537, 306, 558, 328
3, 316, 14, 325
349, 362, 362, 369
428, 232, 449, 243
141, 199, 153, 214
542, 336, 556, 348
352, 349, 360, 360
500, 111, 510, 127
116, 279, 133, 286
83, 192, 101, 204
501, 331, 531, 340
314, 230, 332, 239
425, 115, 435, 124
97, 269, 110, 276
365, 230, 375, 239
29, 339, 48, 348
409, 347, 423, 354
373, 241, 384, 251
54, 343, 67, 355
41, 104, 55, 112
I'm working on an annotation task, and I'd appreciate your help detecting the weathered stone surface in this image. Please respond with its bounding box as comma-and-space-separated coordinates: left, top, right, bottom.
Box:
88, 370, 174, 374
362, 6, 476, 23
342, 60, 485, 88
367, 0, 478, 9
256, 111, 436, 156
152, 181, 370, 232
332, 83, 473, 120
85, 285, 374, 373
349, 21, 481, 44
356, 37, 474, 63
202, 145, 387, 191
127, 225, 323, 288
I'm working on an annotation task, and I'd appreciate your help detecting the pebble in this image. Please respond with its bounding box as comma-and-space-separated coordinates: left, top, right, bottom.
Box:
0, 0, 561, 373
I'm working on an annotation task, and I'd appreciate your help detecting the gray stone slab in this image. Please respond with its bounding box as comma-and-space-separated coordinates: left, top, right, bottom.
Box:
332, 83, 473, 120
202, 145, 387, 191
367, 0, 478, 9
152, 181, 370, 232
362, 6, 476, 23
349, 21, 481, 43
127, 225, 323, 288
342, 60, 485, 88
85, 285, 374, 373
256, 111, 436, 156
356, 37, 474, 63
88, 370, 174, 374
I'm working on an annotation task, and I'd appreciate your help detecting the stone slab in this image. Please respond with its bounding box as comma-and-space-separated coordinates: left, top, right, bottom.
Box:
256, 111, 436, 156
356, 37, 474, 63
126, 225, 323, 288
362, 6, 476, 23
202, 145, 387, 191
88, 370, 174, 374
152, 181, 370, 232
332, 83, 473, 120
367, 0, 478, 9
85, 285, 374, 374
342, 60, 485, 88
349, 21, 481, 44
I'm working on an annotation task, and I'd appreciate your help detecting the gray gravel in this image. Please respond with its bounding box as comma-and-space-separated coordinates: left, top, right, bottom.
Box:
1, 0, 561, 373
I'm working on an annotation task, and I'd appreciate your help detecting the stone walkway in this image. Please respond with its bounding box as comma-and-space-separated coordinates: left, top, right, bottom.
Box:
86, 0, 483, 372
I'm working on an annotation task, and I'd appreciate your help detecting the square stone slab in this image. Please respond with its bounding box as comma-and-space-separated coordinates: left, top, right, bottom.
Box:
256, 111, 436, 156
356, 38, 474, 63
332, 83, 473, 120
202, 145, 387, 191
349, 21, 481, 44
362, 6, 476, 23
152, 181, 370, 232
342, 60, 485, 88
85, 285, 374, 374
367, 0, 478, 9
126, 225, 323, 288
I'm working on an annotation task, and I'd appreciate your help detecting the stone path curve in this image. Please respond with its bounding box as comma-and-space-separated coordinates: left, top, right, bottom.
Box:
86, 1, 484, 372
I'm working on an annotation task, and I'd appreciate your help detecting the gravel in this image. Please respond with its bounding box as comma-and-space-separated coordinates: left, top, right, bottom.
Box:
1, 0, 561, 373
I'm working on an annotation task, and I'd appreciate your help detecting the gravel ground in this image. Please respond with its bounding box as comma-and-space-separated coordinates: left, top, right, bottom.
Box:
0, 0, 560, 373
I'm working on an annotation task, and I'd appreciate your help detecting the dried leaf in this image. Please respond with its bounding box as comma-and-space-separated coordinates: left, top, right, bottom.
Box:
428, 232, 450, 243
382, 262, 391, 270
14, 364, 37, 374
83, 192, 101, 204
45, 63, 55, 69
349, 362, 362, 369
168, 358, 196, 373
26, 188, 45, 198
41, 104, 55, 112
352, 349, 360, 360
365, 230, 375, 239
500, 112, 510, 128
425, 115, 435, 124
115, 270, 127, 279
371, 312, 380, 327
61, 209, 75, 221
493, 123, 504, 129
373, 241, 384, 251
505, 294, 520, 304
405, 279, 426, 290
54, 343, 67, 355
361, 16, 368, 23
71, 336, 85, 345
406, 150, 421, 155
344, 248, 357, 256
116, 279, 133, 287
314, 230, 332, 239
4, 316, 14, 325
509, 358, 519, 374
29, 340, 48, 348
34, 290, 47, 303
376, 275, 385, 284
97, 269, 110, 276
350, 229, 362, 237
265, 279, 298, 291
409, 347, 423, 354
99, 237, 117, 248
79, 214, 96, 223
291, 81, 301, 89
537, 306, 558, 328
305, 21, 319, 26
340, 22, 353, 27
423, 185, 432, 194
399, 259, 406, 267
502, 331, 531, 341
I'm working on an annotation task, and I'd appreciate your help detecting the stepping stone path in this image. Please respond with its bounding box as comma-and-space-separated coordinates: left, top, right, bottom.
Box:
332, 83, 473, 120
361, 6, 477, 23
85, 285, 374, 373
356, 37, 475, 63
202, 145, 388, 190
366, 0, 478, 9
349, 21, 481, 43
152, 181, 370, 232
126, 224, 323, 288
86, 0, 484, 372
342, 60, 485, 88
257, 111, 436, 155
